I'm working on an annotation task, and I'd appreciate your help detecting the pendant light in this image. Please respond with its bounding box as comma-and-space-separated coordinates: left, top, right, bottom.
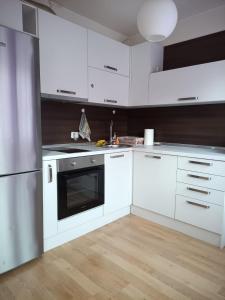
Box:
137, 0, 178, 42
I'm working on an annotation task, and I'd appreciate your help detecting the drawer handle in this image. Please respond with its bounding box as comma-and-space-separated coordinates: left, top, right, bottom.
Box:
186, 200, 210, 209
110, 154, 124, 159
178, 97, 198, 101
48, 165, 53, 183
187, 187, 210, 195
145, 155, 161, 159
104, 99, 117, 104
188, 160, 212, 166
187, 174, 211, 181
57, 89, 76, 95
104, 65, 118, 72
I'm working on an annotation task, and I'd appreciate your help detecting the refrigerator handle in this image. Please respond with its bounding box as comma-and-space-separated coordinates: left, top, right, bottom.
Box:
48, 165, 53, 183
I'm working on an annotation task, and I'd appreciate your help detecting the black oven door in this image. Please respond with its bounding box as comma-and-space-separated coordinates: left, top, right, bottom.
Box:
57, 165, 104, 220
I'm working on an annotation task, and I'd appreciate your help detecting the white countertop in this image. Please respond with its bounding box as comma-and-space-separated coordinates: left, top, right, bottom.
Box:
42, 143, 225, 161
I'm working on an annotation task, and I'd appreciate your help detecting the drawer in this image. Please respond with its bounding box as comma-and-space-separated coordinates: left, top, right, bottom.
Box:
176, 182, 225, 206
177, 169, 225, 191
178, 156, 225, 176
175, 195, 223, 234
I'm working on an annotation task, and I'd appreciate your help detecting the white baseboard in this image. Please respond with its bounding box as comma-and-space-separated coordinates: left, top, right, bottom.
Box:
131, 205, 221, 247
44, 206, 130, 252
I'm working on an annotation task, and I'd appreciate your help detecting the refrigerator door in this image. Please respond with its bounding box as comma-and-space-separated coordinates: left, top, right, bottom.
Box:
0, 26, 41, 176
0, 171, 43, 274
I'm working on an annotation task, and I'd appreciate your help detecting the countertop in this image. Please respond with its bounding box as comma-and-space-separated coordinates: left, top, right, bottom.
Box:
42, 143, 225, 161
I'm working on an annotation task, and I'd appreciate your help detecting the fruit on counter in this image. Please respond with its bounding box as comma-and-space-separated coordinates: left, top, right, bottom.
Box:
96, 139, 107, 147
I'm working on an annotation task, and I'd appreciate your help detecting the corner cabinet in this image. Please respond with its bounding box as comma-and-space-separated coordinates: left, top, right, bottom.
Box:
38, 10, 88, 100
133, 152, 177, 218
104, 152, 132, 214
0, 0, 22, 31
149, 60, 225, 106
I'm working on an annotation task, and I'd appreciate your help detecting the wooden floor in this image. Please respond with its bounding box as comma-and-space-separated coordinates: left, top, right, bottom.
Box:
1, 215, 225, 300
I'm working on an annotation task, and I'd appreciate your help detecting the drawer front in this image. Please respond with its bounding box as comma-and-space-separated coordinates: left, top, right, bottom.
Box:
176, 182, 224, 206
175, 195, 223, 234
177, 169, 225, 191
178, 156, 225, 176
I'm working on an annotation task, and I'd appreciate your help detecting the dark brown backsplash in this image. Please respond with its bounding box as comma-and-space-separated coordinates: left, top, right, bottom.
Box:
41, 101, 128, 145
127, 104, 225, 147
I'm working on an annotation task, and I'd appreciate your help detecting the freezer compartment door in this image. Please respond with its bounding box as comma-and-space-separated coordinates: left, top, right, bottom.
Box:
0, 26, 41, 176
0, 171, 43, 274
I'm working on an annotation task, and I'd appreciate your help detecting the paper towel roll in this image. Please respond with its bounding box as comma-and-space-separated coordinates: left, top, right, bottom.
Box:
144, 129, 154, 145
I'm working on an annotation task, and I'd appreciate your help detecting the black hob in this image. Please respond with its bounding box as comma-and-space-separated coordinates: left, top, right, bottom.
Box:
46, 148, 90, 153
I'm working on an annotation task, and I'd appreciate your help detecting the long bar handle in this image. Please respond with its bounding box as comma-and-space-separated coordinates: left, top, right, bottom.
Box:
145, 155, 161, 159
188, 160, 212, 166
110, 154, 125, 159
48, 165, 53, 183
104, 99, 117, 104
57, 89, 76, 95
187, 174, 211, 181
187, 187, 210, 195
178, 97, 198, 101
104, 65, 118, 72
186, 200, 210, 209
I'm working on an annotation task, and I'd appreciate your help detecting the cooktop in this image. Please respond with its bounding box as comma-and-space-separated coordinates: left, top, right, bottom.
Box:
46, 148, 90, 153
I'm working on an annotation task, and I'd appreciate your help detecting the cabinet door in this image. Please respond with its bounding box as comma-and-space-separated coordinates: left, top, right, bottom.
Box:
88, 67, 129, 106
149, 60, 225, 106
88, 30, 129, 77
130, 42, 163, 106
38, 10, 88, 100
0, 0, 22, 31
43, 160, 57, 239
105, 152, 132, 214
133, 152, 177, 218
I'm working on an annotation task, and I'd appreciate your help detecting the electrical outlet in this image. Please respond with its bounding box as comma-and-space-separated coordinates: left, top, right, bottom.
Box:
71, 132, 79, 140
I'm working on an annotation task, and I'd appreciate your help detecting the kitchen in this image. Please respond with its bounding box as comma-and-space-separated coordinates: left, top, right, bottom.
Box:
1, 0, 225, 299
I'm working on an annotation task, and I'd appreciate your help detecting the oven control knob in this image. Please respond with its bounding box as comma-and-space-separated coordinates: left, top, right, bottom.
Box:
91, 159, 96, 163
71, 161, 77, 167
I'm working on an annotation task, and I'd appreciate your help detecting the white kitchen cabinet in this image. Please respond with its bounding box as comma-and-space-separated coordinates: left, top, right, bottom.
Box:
149, 60, 225, 106
129, 42, 163, 106
0, 0, 22, 31
88, 67, 129, 106
38, 9, 88, 100
43, 160, 58, 239
104, 152, 132, 214
133, 152, 177, 218
88, 30, 129, 77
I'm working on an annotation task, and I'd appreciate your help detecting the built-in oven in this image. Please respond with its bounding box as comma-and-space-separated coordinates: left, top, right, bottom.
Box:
57, 155, 104, 220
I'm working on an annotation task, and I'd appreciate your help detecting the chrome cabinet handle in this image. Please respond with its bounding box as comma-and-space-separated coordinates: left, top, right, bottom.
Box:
187, 174, 211, 181
104, 99, 117, 104
110, 154, 125, 159
0, 42, 6, 47
187, 187, 210, 195
145, 155, 161, 159
186, 200, 210, 209
188, 160, 212, 166
104, 65, 118, 72
48, 165, 53, 183
57, 89, 76, 95
178, 97, 198, 101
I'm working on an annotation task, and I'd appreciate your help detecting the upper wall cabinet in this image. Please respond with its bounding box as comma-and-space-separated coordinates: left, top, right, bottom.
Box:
129, 42, 163, 106
149, 60, 225, 106
0, 0, 22, 31
88, 30, 130, 77
38, 10, 88, 100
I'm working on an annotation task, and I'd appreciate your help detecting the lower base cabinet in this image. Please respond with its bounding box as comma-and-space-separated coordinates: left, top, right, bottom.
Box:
133, 152, 177, 218
104, 151, 132, 214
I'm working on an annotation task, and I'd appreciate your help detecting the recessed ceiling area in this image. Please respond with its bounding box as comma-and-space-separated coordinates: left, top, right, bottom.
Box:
53, 0, 225, 36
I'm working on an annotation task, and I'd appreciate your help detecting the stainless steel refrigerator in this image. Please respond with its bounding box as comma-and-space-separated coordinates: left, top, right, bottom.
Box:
0, 25, 43, 274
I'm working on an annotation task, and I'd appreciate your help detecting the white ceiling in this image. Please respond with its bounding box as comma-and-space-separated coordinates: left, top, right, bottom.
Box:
53, 0, 225, 36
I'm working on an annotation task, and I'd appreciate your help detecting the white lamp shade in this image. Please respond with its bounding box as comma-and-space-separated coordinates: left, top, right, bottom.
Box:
137, 0, 178, 42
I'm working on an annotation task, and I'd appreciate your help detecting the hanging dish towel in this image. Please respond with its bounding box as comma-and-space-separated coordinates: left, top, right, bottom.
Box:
79, 111, 91, 142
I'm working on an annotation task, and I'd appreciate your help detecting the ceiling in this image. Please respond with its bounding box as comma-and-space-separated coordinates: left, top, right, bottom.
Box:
53, 0, 225, 36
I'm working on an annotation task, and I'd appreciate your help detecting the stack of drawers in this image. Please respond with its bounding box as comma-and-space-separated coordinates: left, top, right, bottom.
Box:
175, 156, 225, 234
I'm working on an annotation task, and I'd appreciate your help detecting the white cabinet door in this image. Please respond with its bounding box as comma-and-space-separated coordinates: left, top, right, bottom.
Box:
88, 67, 129, 106
88, 30, 129, 77
43, 160, 58, 239
38, 10, 88, 100
133, 152, 177, 218
149, 60, 225, 106
0, 0, 22, 31
104, 152, 132, 214
130, 42, 163, 106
